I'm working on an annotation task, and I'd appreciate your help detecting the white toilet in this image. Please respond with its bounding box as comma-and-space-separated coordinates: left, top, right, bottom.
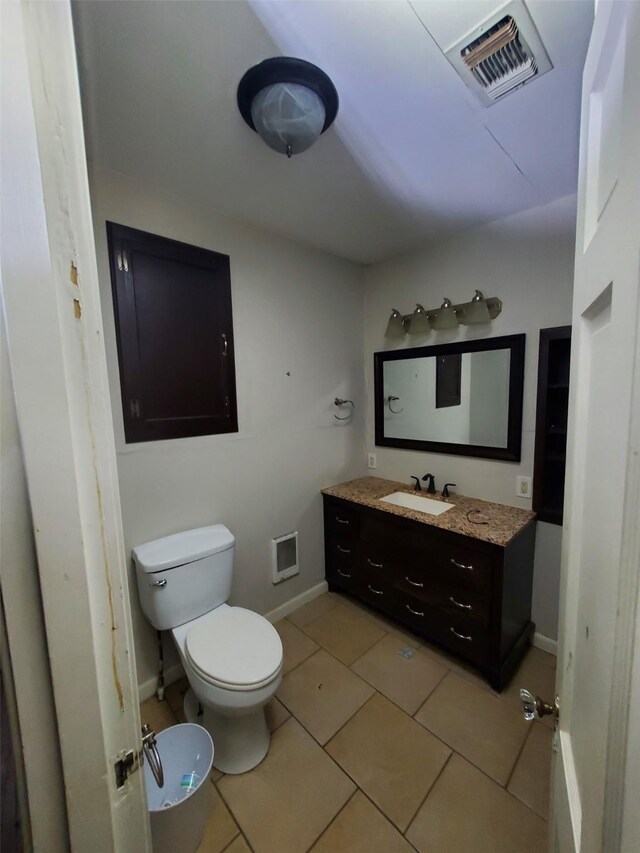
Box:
133, 525, 283, 774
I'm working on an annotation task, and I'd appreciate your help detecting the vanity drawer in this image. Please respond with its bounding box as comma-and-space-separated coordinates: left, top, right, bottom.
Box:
325, 501, 360, 545
325, 540, 360, 593
397, 592, 490, 666
359, 565, 397, 613
438, 542, 493, 591
361, 513, 414, 561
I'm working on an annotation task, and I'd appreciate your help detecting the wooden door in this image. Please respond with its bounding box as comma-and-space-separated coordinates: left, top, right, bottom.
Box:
550, 3, 640, 851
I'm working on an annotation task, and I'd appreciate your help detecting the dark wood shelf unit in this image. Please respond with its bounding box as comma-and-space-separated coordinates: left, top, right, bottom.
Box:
533, 326, 572, 525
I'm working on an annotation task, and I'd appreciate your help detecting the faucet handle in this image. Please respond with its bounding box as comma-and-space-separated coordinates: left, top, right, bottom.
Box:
442, 483, 456, 498
410, 476, 422, 492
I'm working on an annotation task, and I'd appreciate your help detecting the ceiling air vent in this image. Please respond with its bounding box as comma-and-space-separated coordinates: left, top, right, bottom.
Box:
444, 0, 552, 107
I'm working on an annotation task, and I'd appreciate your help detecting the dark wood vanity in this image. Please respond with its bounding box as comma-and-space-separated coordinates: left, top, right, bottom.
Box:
322, 477, 536, 690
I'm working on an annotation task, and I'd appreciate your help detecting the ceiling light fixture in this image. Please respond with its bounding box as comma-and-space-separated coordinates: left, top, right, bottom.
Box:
384, 292, 501, 338
237, 57, 339, 158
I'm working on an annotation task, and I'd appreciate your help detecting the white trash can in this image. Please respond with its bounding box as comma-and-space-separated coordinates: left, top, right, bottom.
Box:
144, 723, 214, 853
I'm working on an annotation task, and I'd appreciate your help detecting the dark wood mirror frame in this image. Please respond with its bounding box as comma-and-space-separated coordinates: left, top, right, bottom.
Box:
374, 333, 526, 461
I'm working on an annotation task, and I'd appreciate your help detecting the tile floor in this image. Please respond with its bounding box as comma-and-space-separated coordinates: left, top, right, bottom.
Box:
140, 592, 556, 853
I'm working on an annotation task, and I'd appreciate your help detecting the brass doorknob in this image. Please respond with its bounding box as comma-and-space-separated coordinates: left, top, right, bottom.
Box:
520, 688, 559, 721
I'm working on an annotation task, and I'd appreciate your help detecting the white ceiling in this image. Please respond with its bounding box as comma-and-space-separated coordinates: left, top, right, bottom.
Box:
73, 0, 593, 264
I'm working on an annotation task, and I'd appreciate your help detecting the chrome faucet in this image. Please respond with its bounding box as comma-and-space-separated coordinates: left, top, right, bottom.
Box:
421, 473, 436, 494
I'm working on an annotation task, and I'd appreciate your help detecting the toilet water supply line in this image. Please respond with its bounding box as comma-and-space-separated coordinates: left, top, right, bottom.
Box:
156, 630, 165, 702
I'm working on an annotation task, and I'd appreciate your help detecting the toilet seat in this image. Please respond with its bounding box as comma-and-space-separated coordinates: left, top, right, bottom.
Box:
185, 606, 282, 692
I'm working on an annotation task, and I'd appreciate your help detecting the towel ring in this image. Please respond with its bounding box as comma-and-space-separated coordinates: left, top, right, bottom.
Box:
387, 395, 404, 414
334, 397, 354, 421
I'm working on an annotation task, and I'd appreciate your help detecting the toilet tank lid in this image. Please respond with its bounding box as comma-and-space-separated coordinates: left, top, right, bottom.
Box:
132, 525, 234, 573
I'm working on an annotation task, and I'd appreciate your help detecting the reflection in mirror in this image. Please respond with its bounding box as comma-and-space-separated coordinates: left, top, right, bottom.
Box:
374, 334, 525, 461
384, 349, 510, 447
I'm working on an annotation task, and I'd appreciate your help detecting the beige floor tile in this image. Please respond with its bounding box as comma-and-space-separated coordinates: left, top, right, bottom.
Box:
415, 672, 528, 785
303, 604, 386, 666
287, 593, 341, 628
139, 696, 177, 733
223, 836, 251, 853
165, 675, 189, 714
264, 696, 290, 733
274, 619, 319, 674
211, 767, 224, 783
508, 722, 553, 818
351, 635, 447, 715
310, 791, 414, 853
406, 753, 547, 853
501, 646, 557, 729
326, 693, 450, 831
218, 718, 355, 853
277, 649, 374, 744
419, 638, 494, 692
196, 784, 239, 853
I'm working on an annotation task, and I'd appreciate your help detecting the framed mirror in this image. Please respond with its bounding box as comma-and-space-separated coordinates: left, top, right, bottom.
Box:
374, 334, 525, 461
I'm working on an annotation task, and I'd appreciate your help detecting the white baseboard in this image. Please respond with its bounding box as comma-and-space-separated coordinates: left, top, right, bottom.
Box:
138, 662, 185, 703
533, 631, 557, 656
263, 581, 329, 624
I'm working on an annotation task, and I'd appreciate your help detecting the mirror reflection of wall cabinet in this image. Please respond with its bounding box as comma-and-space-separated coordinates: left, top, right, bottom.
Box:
374, 334, 525, 461
533, 326, 572, 524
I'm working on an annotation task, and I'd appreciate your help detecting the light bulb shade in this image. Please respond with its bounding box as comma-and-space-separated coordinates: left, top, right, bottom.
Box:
385, 309, 406, 338
251, 83, 325, 156
431, 297, 459, 330
407, 304, 430, 335
462, 290, 491, 325
238, 57, 338, 157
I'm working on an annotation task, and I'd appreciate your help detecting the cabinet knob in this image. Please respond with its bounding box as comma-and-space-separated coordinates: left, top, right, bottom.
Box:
520, 689, 559, 722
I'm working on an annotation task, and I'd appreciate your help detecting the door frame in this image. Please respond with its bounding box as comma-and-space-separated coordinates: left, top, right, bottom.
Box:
1, 1, 150, 849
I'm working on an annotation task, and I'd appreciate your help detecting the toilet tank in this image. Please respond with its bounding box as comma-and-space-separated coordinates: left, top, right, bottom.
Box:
133, 525, 235, 631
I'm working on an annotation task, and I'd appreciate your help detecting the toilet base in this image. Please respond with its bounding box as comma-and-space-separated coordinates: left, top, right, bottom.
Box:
183, 689, 270, 775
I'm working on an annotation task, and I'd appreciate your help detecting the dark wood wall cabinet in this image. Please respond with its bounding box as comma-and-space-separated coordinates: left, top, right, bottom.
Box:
107, 222, 238, 443
323, 495, 535, 690
533, 326, 572, 524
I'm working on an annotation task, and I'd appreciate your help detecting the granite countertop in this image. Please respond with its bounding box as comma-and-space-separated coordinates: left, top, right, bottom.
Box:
321, 476, 536, 547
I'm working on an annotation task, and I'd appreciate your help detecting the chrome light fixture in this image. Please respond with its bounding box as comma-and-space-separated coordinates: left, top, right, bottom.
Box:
462, 290, 491, 325
407, 304, 430, 335
430, 298, 459, 330
385, 292, 501, 337
237, 57, 339, 158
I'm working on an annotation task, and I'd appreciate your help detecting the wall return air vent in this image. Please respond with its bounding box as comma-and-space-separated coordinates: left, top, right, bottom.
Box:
444, 0, 552, 107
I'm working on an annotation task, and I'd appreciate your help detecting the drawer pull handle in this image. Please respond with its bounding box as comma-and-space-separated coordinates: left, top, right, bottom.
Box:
449, 595, 472, 611
368, 559, 384, 568
336, 517, 350, 525
337, 545, 351, 554
450, 626, 473, 642
338, 569, 352, 579
450, 558, 474, 572
406, 603, 424, 617
405, 576, 424, 588
368, 585, 384, 596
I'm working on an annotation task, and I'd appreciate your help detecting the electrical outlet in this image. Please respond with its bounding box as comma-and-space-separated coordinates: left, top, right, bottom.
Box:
368, 453, 377, 469
516, 476, 532, 498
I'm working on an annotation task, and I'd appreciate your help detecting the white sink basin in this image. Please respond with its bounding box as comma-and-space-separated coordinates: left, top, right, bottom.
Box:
379, 491, 454, 516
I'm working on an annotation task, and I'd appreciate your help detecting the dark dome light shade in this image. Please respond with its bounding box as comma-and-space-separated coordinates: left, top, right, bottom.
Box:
237, 57, 339, 158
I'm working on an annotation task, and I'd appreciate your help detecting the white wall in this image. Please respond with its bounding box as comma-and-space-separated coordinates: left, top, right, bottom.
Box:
364, 195, 577, 641
90, 170, 367, 689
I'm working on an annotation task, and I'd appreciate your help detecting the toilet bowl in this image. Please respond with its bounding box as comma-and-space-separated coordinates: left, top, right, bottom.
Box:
172, 604, 283, 774
133, 525, 283, 774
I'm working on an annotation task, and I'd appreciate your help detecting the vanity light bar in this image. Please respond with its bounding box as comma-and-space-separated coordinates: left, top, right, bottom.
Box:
385, 293, 502, 337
